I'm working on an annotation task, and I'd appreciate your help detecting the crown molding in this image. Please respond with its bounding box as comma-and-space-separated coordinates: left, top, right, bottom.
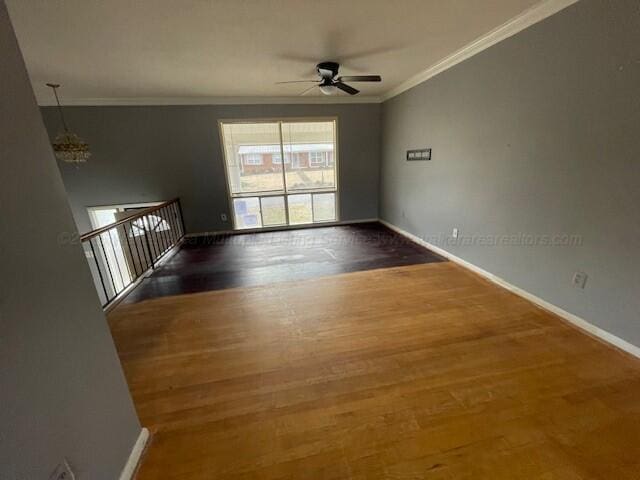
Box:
381, 0, 579, 102
35, 0, 577, 107
37, 95, 382, 107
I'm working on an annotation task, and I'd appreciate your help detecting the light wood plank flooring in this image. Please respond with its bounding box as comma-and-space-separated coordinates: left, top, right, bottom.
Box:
108, 262, 640, 479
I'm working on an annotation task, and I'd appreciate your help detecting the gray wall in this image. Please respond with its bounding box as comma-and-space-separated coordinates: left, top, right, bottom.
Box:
0, 1, 141, 478
40, 103, 381, 234
380, 0, 640, 347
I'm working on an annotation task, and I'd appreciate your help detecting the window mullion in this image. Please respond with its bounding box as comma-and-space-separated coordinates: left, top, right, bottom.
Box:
278, 121, 290, 226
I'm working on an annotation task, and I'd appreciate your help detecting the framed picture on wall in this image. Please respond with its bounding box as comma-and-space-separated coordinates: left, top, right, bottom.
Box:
406, 148, 431, 161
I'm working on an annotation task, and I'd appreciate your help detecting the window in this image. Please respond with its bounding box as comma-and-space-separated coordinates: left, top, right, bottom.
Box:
271, 153, 290, 164
130, 215, 170, 237
260, 196, 286, 226
233, 197, 262, 229
243, 153, 263, 165
312, 193, 336, 222
309, 151, 326, 167
220, 119, 338, 229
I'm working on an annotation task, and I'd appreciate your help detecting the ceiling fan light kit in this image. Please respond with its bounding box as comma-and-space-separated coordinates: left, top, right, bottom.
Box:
319, 83, 338, 96
276, 61, 382, 96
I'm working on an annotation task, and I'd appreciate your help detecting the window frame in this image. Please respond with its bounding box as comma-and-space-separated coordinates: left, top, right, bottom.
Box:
309, 151, 326, 167
243, 153, 263, 166
218, 117, 339, 231
271, 152, 291, 164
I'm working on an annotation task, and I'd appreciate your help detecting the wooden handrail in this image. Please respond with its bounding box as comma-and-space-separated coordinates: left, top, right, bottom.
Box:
80, 197, 185, 309
79, 198, 180, 241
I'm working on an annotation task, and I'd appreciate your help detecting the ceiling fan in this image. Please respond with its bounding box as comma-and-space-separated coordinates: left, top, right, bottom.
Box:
276, 61, 381, 96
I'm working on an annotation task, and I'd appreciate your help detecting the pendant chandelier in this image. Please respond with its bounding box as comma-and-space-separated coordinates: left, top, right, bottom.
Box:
46, 83, 91, 164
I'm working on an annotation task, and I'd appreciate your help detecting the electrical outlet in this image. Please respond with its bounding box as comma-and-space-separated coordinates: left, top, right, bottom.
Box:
452, 228, 459, 239
572, 271, 588, 289
49, 460, 75, 480
220, 213, 228, 222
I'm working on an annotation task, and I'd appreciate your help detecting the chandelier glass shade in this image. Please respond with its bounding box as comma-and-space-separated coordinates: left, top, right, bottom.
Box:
47, 83, 91, 164
52, 131, 91, 163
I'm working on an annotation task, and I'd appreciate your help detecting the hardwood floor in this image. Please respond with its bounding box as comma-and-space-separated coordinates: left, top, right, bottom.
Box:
122, 223, 444, 304
108, 262, 640, 479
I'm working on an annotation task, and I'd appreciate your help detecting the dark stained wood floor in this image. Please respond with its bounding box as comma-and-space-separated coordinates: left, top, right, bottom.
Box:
123, 222, 445, 303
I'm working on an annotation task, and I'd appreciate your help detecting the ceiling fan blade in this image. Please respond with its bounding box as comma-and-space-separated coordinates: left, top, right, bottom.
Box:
299, 84, 318, 96
337, 75, 382, 82
335, 82, 359, 95
275, 80, 319, 84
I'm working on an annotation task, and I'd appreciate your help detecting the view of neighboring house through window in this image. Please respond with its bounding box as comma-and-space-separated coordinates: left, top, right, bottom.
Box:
243, 153, 263, 165
220, 119, 338, 229
271, 152, 290, 164
309, 151, 326, 167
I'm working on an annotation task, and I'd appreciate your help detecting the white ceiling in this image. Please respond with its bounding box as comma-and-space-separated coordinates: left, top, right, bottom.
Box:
7, 0, 552, 104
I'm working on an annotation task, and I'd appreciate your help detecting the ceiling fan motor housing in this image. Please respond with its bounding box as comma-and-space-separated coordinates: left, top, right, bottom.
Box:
316, 61, 340, 79
275, 61, 379, 96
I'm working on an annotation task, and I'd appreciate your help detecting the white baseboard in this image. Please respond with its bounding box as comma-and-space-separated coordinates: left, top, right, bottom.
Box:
379, 219, 640, 359
185, 218, 379, 238
118, 428, 149, 480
